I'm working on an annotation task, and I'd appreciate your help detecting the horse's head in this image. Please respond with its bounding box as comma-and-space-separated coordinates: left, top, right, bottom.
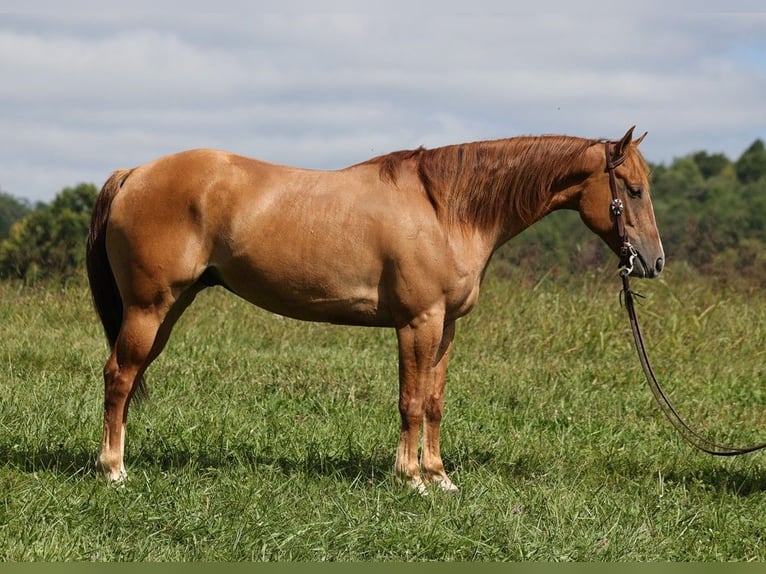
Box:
579, 126, 664, 278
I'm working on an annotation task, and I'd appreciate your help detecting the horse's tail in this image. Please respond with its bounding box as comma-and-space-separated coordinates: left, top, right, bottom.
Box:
86, 168, 134, 350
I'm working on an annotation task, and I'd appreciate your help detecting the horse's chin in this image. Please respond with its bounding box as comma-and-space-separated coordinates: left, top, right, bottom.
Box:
629, 266, 649, 279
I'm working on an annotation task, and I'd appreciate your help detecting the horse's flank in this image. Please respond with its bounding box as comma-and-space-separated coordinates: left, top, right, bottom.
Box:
357, 135, 596, 231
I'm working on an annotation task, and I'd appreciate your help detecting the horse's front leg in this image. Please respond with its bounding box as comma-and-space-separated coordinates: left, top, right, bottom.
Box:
421, 320, 458, 492
395, 314, 455, 493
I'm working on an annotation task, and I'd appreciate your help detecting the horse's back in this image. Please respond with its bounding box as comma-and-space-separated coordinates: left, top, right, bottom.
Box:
111, 148, 277, 212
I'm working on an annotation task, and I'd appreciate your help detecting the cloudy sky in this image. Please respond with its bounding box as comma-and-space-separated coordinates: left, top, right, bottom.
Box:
1, 2, 765, 203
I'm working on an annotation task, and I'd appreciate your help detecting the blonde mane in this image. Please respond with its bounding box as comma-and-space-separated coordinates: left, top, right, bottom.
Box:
361, 135, 597, 231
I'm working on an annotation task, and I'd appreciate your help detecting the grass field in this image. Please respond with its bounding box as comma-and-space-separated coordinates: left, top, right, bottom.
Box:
0, 265, 764, 561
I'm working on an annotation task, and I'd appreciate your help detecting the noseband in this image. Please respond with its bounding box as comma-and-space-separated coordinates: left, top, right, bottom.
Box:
605, 141, 766, 456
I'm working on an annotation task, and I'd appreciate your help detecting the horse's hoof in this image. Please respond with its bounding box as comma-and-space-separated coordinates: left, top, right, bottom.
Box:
96, 460, 127, 484
432, 475, 460, 494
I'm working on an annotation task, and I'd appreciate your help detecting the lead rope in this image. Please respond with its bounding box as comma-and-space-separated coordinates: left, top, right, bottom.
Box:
606, 142, 766, 456
621, 272, 766, 455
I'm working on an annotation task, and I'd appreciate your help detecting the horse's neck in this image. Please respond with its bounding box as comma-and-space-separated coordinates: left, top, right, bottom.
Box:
496, 142, 598, 246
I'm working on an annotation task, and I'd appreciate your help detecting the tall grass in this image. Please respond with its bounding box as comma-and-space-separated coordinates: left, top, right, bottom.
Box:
0, 265, 764, 561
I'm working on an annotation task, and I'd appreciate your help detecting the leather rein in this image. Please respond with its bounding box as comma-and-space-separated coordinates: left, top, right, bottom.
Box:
605, 141, 766, 456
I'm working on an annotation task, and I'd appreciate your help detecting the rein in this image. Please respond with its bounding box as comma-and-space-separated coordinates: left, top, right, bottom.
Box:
605, 142, 766, 456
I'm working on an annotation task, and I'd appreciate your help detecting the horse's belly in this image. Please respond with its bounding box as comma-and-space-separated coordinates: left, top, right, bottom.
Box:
262, 291, 389, 326
214, 262, 393, 327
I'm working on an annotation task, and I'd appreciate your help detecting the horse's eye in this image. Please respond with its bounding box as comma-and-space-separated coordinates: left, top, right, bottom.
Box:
627, 185, 643, 199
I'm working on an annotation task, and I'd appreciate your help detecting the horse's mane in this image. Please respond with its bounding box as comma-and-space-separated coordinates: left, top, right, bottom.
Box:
358, 135, 597, 231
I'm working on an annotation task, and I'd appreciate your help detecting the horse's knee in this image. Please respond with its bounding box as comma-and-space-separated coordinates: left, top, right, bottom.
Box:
399, 395, 425, 428
424, 394, 444, 423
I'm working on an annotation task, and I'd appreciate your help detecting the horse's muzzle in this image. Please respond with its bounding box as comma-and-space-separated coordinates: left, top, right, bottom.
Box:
631, 252, 664, 278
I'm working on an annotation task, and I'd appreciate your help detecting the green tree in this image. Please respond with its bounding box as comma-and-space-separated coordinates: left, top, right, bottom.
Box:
0, 183, 98, 282
735, 139, 766, 184
652, 156, 705, 200
0, 191, 31, 240
692, 150, 730, 179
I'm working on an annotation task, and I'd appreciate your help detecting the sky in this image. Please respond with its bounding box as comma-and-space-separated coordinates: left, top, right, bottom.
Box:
1, 2, 765, 203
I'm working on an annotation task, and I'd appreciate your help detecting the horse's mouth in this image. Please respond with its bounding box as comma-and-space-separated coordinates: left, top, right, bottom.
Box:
628, 249, 663, 279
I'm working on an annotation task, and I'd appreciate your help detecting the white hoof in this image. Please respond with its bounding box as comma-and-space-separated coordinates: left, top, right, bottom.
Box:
407, 477, 430, 496
431, 475, 460, 494
400, 476, 428, 496
110, 470, 128, 485
97, 460, 127, 484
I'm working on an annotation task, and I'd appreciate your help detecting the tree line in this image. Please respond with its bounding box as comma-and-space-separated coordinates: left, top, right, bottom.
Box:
1, 139, 765, 284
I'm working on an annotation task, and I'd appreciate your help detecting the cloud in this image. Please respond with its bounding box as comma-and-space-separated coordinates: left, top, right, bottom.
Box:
0, 6, 764, 201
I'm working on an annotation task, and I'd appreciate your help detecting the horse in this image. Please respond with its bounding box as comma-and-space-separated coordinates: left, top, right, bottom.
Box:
86, 126, 664, 493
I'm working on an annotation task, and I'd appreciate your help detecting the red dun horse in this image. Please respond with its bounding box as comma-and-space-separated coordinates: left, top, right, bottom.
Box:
87, 126, 663, 492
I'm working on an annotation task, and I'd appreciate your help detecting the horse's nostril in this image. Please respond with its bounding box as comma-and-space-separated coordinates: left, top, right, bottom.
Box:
655, 257, 664, 273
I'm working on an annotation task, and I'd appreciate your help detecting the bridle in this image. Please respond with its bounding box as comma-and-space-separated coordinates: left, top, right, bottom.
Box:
604, 143, 638, 277
605, 141, 766, 456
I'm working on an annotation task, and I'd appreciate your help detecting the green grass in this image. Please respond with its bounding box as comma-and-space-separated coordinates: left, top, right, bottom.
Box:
0, 266, 764, 561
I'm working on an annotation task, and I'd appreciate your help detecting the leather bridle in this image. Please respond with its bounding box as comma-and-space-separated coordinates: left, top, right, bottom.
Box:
604, 142, 638, 277
606, 141, 766, 456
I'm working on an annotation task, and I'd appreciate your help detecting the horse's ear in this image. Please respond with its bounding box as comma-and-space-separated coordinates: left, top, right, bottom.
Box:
614, 125, 636, 158
634, 131, 648, 147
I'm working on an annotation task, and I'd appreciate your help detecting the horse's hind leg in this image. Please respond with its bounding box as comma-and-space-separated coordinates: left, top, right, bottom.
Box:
97, 286, 200, 482
97, 304, 162, 482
